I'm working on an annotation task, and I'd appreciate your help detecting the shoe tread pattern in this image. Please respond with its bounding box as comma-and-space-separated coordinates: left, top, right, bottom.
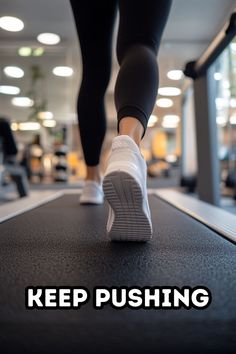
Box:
103, 171, 152, 241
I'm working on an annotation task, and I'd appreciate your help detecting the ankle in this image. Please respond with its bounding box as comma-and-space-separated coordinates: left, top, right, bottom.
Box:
118, 117, 143, 147
85, 166, 102, 184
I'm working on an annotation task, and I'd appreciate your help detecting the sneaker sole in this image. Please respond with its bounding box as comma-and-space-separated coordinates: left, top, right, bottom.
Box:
103, 171, 152, 242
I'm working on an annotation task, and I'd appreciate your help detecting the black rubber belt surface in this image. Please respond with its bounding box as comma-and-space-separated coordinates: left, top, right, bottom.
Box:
0, 195, 235, 354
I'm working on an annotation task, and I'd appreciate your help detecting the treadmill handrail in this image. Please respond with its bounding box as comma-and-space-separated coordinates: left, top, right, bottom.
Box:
184, 12, 236, 79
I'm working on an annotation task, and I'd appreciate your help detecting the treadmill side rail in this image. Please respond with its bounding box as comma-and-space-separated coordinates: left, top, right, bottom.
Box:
155, 189, 236, 244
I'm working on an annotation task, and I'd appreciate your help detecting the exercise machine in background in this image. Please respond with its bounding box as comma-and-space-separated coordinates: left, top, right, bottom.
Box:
0, 117, 29, 198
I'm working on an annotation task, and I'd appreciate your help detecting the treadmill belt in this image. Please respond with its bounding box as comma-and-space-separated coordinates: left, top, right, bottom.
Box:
0, 195, 235, 353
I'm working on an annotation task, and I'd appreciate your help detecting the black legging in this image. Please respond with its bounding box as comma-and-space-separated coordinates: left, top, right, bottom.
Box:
70, 0, 172, 166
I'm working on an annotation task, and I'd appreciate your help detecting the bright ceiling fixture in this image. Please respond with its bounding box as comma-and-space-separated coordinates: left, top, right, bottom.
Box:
0, 85, 20, 95
32, 47, 44, 56
43, 119, 56, 128
158, 87, 181, 96
167, 70, 183, 80
148, 115, 158, 127
214, 72, 222, 81
229, 115, 236, 125
37, 33, 60, 45
18, 122, 40, 131
11, 122, 18, 131
0, 16, 24, 32
163, 115, 180, 124
18, 47, 44, 57
149, 115, 158, 123
4, 66, 24, 78
156, 98, 173, 108
18, 47, 32, 56
53, 66, 73, 77
38, 111, 54, 119
162, 121, 178, 129
11, 97, 34, 107
162, 115, 180, 129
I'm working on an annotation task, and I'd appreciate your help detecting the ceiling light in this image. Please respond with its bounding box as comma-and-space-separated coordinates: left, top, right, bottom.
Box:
0, 16, 24, 32
158, 87, 181, 96
162, 115, 180, 129
214, 72, 222, 80
11, 97, 34, 107
4, 66, 24, 78
149, 115, 158, 124
37, 33, 60, 45
162, 121, 178, 129
163, 115, 180, 124
229, 115, 236, 125
11, 122, 18, 131
38, 111, 53, 119
32, 47, 44, 56
148, 115, 158, 127
43, 119, 56, 128
0, 85, 20, 95
18, 47, 32, 56
156, 98, 173, 108
167, 70, 183, 80
216, 116, 227, 126
18, 122, 40, 131
52, 66, 73, 77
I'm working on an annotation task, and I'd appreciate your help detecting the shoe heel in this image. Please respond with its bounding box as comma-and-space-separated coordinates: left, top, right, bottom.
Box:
103, 171, 152, 242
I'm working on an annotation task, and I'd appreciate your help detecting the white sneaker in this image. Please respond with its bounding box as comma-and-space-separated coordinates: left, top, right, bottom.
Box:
80, 180, 104, 205
103, 135, 152, 241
